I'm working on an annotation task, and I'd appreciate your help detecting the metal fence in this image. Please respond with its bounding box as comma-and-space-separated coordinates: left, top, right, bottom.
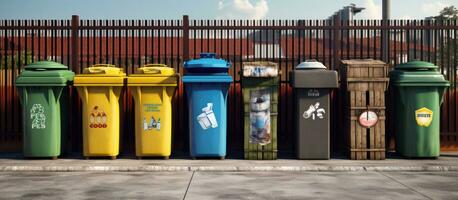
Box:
0, 15, 457, 156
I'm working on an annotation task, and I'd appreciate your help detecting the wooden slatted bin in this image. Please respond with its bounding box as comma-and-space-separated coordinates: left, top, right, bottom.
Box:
340, 59, 389, 160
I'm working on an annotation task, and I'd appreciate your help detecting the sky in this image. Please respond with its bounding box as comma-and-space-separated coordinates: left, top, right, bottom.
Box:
0, 0, 456, 20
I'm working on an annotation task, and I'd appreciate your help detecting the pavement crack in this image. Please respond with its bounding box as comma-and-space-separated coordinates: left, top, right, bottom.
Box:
378, 171, 433, 200
182, 170, 195, 200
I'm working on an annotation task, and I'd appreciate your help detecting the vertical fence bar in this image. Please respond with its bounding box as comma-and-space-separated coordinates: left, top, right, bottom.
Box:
333, 16, 341, 69
182, 16, 189, 62
71, 15, 79, 72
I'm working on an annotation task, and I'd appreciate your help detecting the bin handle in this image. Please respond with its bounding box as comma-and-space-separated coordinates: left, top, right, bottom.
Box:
91, 64, 115, 68
143, 64, 168, 68
86, 67, 107, 74
141, 68, 161, 74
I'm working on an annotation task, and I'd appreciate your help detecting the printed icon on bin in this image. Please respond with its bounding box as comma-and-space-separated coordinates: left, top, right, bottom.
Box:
415, 107, 433, 127
89, 106, 107, 128
30, 103, 46, 129
197, 103, 218, 130
303, 102, 325, 120
143, 116, 161, 131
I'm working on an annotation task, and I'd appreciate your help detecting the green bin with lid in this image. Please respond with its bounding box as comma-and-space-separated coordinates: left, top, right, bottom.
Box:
390, 61, 449, 158
15, 61, 75, 159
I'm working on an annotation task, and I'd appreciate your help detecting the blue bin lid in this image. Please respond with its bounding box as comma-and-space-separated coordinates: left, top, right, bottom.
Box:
184, 53, 231, 73
182, 75, 233, 83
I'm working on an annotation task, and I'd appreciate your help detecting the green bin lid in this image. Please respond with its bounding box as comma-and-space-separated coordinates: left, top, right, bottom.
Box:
390, 61, 449, 87
16, 61, 75, 86
24, 61, 69, 70
394, 60, 438, 70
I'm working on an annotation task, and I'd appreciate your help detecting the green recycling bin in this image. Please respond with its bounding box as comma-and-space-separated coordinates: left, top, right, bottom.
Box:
16, 61, 75, 159
390, 61, 449, 158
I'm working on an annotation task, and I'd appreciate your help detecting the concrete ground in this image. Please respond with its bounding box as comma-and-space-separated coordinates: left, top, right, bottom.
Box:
0, 171, 457, 199
1, 152, 458, 172
1, 153, 457, 199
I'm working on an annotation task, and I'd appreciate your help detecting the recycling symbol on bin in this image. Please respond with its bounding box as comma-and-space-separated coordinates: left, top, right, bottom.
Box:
303, 102, 325, 120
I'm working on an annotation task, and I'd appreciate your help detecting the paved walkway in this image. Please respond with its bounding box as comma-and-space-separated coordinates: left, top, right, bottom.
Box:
1, 171, 457, 199
0, 152, 457, 172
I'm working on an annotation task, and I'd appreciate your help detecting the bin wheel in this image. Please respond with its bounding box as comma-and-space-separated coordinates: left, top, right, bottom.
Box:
191, 157, 196, 160
84, 157, 90, 160
137, 156, 142, 160
219, 156, 225, 160
52, 156, 58, 160
163, 156, 170, 160
110, 156, 116, 160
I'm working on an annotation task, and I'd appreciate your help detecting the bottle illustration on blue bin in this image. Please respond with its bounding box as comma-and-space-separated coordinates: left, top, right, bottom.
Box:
182, 53, 233, 159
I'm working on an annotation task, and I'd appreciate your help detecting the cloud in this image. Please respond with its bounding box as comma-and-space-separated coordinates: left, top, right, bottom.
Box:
217, 0, 269, 20
421, 2, 451, 16
359, 0, 382, 19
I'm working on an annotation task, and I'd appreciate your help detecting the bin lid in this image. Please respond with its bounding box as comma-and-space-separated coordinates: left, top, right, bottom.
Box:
81, 64, 125, 76
290, 70, 338, 88
74, 64, 125, 86
25, 61, 69, 70
184, 53, 230, 73
127, 64, 178, 86
182, 75, 233, 83
15, 61, 75, 86
394, 60, 438, 70
134, 64, 175, 76
242, 61, 279, 77
390, 61, 450, 87
295, 60, 327, 70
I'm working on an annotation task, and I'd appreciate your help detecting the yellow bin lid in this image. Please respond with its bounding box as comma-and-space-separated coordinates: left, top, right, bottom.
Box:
127, 64, 178, 86
135, 64, 175, 76
74, 64, 126, 86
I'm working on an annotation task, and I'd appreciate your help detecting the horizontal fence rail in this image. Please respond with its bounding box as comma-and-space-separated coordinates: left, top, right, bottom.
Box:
0, 15, 457, 156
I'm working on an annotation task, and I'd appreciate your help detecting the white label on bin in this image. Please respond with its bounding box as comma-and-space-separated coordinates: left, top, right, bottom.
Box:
303, 102, 325, 120
197, 103, 218, 130
307, 89, 320, 97
89, 106, 107, 128
358, 111, 378, 128
415, 107, 433, 127
30, 104, 46, 129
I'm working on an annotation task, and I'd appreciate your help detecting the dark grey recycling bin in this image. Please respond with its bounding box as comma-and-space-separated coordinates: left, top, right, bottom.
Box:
290, 60, 338, 159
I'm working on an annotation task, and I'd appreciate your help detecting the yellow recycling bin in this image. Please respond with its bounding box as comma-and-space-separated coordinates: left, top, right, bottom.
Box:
74, 64, 125, 159
127, 64, 178, 159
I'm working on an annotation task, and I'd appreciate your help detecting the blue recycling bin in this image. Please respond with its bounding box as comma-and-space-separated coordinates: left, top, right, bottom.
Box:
183, 53, 233, 159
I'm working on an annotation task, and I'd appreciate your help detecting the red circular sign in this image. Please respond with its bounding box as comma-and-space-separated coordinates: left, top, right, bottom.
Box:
358, 111, 378, 128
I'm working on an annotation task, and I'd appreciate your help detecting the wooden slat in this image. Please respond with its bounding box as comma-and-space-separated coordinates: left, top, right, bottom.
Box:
350, 92, 356, 160
380, 118, 386, 160
361, 91, 367, 160
369, 90, 375, 159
